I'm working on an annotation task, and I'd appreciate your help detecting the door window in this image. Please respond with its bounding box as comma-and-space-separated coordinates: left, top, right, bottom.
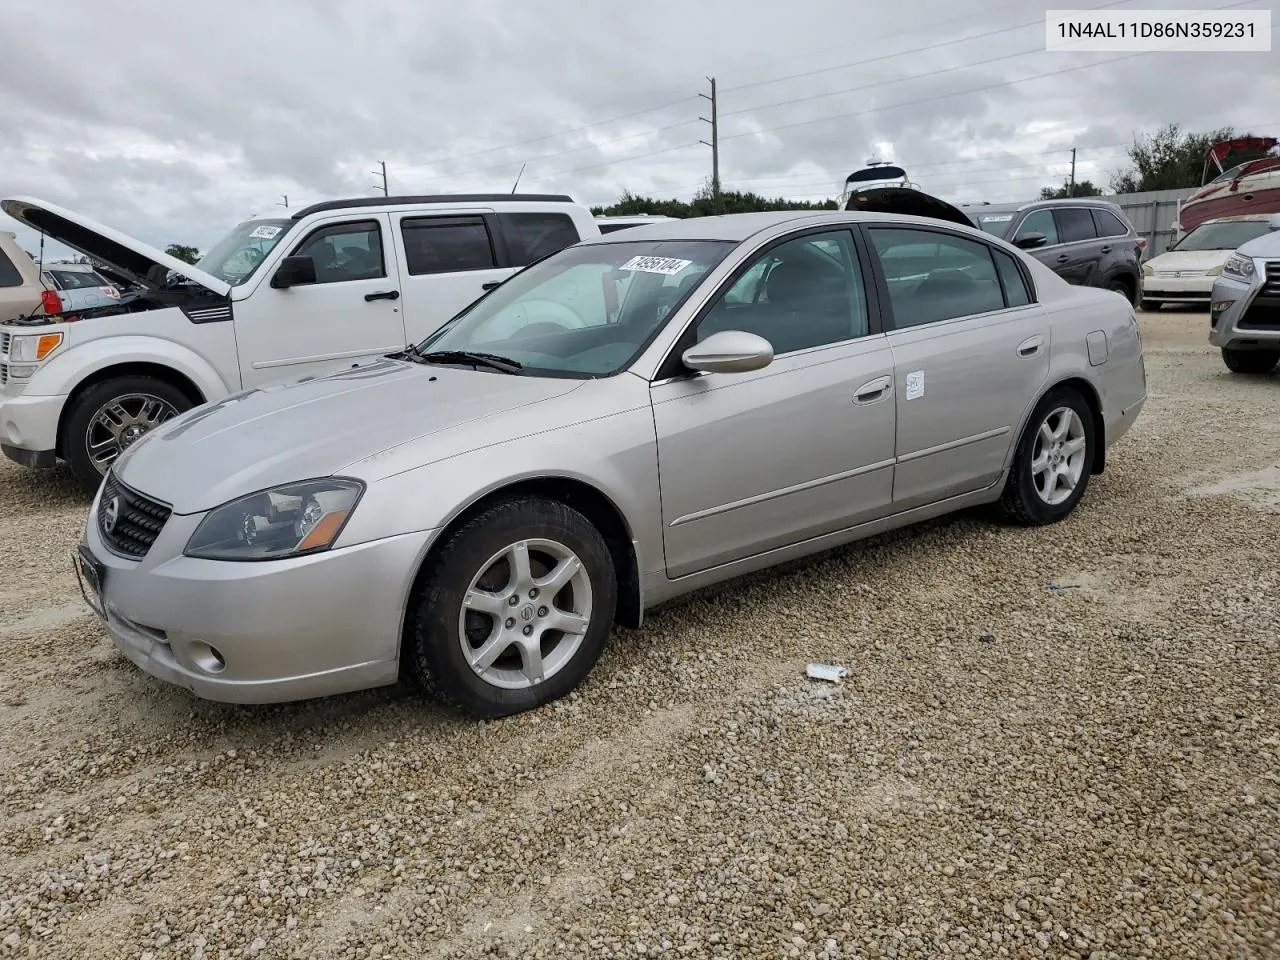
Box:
992, 248, 1033, 307
868, 227, 1006, 327
498, 213, 581, 266
1054, 207, 1097, 245
292, 221, 386, 283
696, 230, 869, 354
0, 251, 22, 288
1015, 209, 1059, 246
400, 216, 498, 275
1091, 208, 1130, 238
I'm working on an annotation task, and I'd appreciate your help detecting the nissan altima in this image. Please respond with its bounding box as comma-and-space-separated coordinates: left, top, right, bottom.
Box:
74, 205, 1148, 718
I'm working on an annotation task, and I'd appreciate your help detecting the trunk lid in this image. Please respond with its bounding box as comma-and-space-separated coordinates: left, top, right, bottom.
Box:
843, 186, 975, 228
1, 196, 231, 298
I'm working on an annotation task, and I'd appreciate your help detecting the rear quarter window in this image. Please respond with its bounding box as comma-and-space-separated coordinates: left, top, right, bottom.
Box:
0, 250, 23, 288
1091, 208, 1131, 238
499, 213, 581, 266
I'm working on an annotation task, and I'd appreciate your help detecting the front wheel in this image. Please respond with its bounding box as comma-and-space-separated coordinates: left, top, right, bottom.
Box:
1221, 347, 1279, 375
62, 376, 193, 493
999, 386, 1096, 526
404, 497, 617, 718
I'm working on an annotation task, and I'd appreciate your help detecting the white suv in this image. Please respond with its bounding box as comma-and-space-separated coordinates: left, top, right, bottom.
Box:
0, 193, 600, 490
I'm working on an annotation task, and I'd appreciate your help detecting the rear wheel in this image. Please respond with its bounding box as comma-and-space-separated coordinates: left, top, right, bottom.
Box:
62, 375, 193, 493
1107, 278, 1134, 305
404, 497, 617, 718
999, 386, 1095, 526
1221, 348, 1279, 375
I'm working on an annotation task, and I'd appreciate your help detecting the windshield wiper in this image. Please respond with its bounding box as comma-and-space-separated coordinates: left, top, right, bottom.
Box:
416, 350, 523, 374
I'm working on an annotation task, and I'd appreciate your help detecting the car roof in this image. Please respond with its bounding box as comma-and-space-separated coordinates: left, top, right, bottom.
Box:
967, 197, 1125, 217
290, 193, 579, 219
586, 209, 980, 244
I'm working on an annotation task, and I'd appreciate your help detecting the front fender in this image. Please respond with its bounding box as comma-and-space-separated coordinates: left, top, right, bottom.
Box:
21, 335, 233, 401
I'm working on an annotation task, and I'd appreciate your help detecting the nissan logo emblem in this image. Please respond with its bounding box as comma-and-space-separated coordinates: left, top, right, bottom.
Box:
103, 496, 120, 535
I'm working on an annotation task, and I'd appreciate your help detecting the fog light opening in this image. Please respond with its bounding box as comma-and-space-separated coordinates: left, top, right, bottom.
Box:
189, 642, 227, 675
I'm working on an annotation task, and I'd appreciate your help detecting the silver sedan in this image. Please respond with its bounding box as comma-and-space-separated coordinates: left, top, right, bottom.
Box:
74, 209, 1148, 717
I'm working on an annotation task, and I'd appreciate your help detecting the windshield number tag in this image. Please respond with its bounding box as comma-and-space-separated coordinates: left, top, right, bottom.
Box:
619, 255, 692, 276
249, 225, 282, 239
981, 215, 1013, 223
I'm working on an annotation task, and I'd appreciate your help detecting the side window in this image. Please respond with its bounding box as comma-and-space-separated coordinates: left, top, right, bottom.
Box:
400, 216, 497, 276
697, 230, 869, 354
0, 250, 23, 288
1054, 207, 1097, 244
1015, 209, 1059, 246
1091, 208, 1130, 238
292, 220, 385, 284
992, 248, 1032, 307
499, 213, 580, 266
868, 227, 1005, 327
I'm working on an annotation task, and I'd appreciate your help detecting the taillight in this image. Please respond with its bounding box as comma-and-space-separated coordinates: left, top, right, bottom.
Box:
41, 289, 62, 314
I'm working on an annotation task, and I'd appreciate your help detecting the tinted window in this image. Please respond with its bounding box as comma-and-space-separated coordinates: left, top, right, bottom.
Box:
697, 230, 869, 353
49, 269, 107, 290
500, 213, 580, 266
1091, 208, 1130, 238
1055, 207, 1097, 244
293, 221, 385, 284
597, 223, 634, 234
869, 227, 1005, 327
0, 250, 22, 288
993, 248, 1032, 307
1016, 209, 1059, 246
401, 217, 496, 275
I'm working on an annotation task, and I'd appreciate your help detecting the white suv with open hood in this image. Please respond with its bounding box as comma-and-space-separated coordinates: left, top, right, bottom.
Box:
0, 193, 599, 491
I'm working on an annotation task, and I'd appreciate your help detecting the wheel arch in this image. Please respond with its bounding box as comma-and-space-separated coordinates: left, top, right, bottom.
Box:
56, 362, 207, 458
401, 475, 644, 647
1014, 375, 1107, 476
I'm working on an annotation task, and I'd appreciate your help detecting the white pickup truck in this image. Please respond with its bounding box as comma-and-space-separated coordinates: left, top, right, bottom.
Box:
0, 193, 601, 491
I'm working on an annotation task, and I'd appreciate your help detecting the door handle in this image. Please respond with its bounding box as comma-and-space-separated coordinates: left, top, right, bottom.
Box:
364, 290, 400, 302
482, 281, 501, 291
1017, 335, 1044, 358
1099, 245, 1111, 254
854, 375, 892, 403
1055, 254, 1070, 263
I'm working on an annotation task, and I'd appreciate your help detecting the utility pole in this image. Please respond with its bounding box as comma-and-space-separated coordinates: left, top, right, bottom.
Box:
278, 195, 288, 209
698, 77, 720, 198
371, 161, 388, 196
1068, 147, 1077, 194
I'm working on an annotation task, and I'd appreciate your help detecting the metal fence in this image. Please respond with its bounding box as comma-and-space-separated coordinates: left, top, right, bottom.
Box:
1098, 187, 1200, 258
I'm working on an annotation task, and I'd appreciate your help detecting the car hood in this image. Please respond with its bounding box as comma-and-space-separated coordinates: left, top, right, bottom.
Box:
1236, 227, 1280, 258
112, 359, 584, 514
842, 186, 974, 228
0, 195, 231, 297
1145, 249, 1237, 272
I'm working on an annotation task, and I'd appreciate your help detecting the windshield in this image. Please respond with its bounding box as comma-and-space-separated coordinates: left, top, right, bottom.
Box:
195, 218, 293, 285
974, 212, 1016, 237
1171, 219, 1272, 251
414, 239, 735, 377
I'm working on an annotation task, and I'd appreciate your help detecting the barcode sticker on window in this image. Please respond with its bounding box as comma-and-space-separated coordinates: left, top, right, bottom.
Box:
619, 255, 692, 276
249, 225, 282, 239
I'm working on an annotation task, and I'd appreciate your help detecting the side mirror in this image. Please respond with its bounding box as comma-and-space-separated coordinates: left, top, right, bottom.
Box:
271, 255, 317, 288
681, 330, 774, 374
1014, 232, 1048, 250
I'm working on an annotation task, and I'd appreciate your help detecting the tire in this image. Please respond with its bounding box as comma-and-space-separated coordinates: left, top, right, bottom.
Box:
1107, 279, 1134, 305
1221, 347, 1279, 375
1140, 298, 1159, 312
404, 497, 617, 718
62, 375, 194, 493
999, 386, 1096, 526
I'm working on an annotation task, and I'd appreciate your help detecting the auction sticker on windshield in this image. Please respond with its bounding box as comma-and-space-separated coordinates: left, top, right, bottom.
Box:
620, 255, 693, 275
981, 215, 1014, 223
249, 225, 282, 240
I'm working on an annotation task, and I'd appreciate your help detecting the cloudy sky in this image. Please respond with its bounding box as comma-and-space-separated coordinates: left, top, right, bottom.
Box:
2, 0, 1277, 260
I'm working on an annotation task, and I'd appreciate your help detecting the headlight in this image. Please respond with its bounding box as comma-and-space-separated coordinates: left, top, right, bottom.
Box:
1222, 255, 1256, 281
184, 478, 364, 561
1142, 263, 1153, 276
8, 332, 63, 362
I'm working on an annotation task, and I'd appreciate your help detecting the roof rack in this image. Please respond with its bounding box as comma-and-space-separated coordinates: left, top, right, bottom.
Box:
291, 193, 577, 220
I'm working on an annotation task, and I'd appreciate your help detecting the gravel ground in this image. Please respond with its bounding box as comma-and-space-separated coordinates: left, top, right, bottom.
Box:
0, 309, 1276, 959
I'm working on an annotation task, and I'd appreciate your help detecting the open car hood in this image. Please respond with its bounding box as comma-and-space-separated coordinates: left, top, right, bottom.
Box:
0, 196, 231, 298
843, 186, 975, 228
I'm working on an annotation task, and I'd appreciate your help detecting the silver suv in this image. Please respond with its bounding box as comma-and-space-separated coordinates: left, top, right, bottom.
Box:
1208, 213, 1280, 374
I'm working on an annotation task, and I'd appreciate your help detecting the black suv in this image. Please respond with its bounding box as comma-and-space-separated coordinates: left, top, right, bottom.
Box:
964, 198, 1145, 305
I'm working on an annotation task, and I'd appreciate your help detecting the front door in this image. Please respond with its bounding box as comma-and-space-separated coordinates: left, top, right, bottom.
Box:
232, 214, 408, 389
864, 224, 1051, 508
651, 228, 898, 579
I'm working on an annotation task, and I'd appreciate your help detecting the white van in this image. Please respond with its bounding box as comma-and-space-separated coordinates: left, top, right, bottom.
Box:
0, 193, 600, 490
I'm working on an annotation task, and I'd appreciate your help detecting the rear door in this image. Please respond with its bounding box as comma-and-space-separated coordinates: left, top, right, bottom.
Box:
863, 223, 1051, 509
232, 213, 409, 388
1050, 207, 1103, 285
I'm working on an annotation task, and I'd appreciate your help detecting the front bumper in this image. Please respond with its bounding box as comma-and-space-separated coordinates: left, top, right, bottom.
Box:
0, 390, 66, 467
79, 488, 436, 704
1208, 265, 1280, 350
1141, 273, 1214, 304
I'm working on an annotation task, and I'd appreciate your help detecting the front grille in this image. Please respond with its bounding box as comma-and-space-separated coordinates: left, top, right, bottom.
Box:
0, 363, 7, 386
1239, 304, 1280, 330
0, 332, 10, 355
97, 472, 172, 559
1262, 261, 1280, 297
